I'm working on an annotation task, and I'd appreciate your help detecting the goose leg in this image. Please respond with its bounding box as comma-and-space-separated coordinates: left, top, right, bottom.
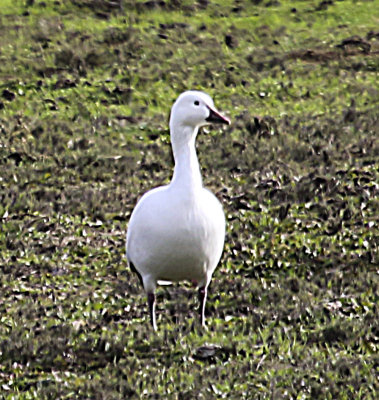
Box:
198, 286, 208, 327
147, 292, 157, 331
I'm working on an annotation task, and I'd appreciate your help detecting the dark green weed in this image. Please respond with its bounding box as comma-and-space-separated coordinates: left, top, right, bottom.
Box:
0, 0, 378, 398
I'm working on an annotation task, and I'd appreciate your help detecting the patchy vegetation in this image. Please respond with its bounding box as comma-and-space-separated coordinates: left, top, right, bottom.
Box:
0, 0, 378, 398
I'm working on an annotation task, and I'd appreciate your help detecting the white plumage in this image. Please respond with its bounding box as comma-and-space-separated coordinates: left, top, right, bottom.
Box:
126, 90, 230, 330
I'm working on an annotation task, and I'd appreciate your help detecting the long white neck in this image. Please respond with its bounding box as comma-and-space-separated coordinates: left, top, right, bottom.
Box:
170, 124, 203, 190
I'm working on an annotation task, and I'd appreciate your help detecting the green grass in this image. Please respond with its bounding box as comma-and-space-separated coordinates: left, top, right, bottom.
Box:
0, 0, 378, 398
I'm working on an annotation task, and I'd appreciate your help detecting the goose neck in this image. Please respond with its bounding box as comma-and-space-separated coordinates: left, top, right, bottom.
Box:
170, 125, 202, 189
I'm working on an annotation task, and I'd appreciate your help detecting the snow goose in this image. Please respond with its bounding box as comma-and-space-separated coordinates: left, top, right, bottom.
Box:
126, 90, 230, 330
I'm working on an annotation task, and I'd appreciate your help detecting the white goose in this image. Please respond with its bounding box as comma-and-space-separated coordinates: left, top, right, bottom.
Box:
126, 91, 230, 330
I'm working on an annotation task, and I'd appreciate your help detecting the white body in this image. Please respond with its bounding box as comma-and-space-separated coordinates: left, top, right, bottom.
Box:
127, 183, 225, 293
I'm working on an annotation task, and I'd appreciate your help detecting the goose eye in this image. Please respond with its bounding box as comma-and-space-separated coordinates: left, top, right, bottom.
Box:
194, 100, 200, 106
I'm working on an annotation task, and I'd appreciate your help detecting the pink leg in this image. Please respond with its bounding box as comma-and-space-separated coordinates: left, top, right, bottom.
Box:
147, 292, 157, 331
198, 286, 208, 327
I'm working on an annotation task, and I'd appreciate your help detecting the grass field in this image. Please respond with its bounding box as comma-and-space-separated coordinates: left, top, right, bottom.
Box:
0, 0, 378, 398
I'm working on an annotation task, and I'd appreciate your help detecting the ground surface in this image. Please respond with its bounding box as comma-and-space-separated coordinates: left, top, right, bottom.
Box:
0, 0, 378, 399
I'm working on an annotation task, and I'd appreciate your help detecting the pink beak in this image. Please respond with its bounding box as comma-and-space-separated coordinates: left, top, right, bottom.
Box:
206, 106, 231, 125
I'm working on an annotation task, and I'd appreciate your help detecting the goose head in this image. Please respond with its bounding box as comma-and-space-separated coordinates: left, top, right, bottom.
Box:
169, 91, 230, 131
